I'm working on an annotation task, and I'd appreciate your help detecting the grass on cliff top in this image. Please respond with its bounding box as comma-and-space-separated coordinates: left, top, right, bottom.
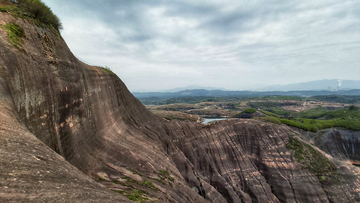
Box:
243, 108, 257, 114
0, 0, 62, 31
232, 108, 257, 118
3, 22, 24, 48
101, 66, 114, 74
286, 137, 341, 183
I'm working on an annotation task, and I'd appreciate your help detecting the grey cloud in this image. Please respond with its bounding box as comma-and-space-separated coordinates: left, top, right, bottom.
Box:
42, 0, 360, 91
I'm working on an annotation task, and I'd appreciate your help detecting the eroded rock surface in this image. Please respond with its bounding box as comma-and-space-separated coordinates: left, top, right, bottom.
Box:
0, 12, 359, 202
315, 129, 360, 165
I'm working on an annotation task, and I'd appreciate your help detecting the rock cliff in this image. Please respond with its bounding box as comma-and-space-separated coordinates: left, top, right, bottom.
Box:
315, 129, 360, 165
0, 12, 359, 202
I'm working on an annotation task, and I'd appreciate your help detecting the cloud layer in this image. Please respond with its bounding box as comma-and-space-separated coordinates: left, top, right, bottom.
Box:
43, 0, 360, 91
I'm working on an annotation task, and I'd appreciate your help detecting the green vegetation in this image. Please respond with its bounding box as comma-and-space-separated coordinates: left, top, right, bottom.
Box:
254, 96, 303, 101
158, 170, 175, 182
297, 106, 360, 120
147, 170, 174, 186
122, 176, 139, 184
125, 189, 148, 203
113, 190, 125, 194
164, 116, 188, 121
113, 176, 159, 191
259, 106, 360, 132
3, 22, 24, 48
263, 107, 292, 118
316, 106, 360, 120
102, 66, 113, 73
257, 116, 281, 124
142, 93, 360, 132
138, 92, 360, 106
141, 180, 157, 190
286, 137, 340, 182
279, 118, 333, 132
243, 108, 257, 114
249, 101, 297, 109
311, 95, 360, 104
0, 0, 62, 30
259, 110, 280, 118
112, 179, 127, 187
129, 169, 144, 177
262, 116, 360, 132
113, 189, 150, 203
232, 108, 257, 118
111, 176, 158, 202
140, 96, 249, 105
298, 107, 329, 119
149, 177, 166, 185
0, 7, 7, 12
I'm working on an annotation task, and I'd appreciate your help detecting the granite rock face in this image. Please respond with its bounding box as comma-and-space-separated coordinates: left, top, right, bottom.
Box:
315, 129, 360, 165
166, 120, 360, 202
0, 12, 359, 202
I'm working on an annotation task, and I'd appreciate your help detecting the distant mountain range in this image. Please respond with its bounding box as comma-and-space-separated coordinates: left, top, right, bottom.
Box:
133, 88, 360, 99
254, 79, 360, 91
132, 80, 360, 98
159, 85, 227, 92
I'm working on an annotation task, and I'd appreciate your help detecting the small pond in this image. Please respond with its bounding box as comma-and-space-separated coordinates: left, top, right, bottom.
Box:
202, 118, 227, 124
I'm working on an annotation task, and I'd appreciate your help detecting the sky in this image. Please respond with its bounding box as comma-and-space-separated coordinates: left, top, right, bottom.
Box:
42, 0, 360, 92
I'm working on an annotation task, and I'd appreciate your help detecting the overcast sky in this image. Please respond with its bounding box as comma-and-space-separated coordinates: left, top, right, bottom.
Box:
42, 0, 360, 92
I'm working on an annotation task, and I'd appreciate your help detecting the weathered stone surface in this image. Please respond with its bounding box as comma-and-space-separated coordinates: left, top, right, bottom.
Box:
0, 12, 206, 203
0, 12, 359, 202
164, 119, 360, 202
0, 36, 130, 202
315, 129, 360, 164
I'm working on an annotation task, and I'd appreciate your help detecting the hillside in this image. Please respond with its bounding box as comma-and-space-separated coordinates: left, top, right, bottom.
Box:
0, 5, 360, 203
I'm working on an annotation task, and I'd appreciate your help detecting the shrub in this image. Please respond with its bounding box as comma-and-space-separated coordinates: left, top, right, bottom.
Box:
102, 66, 113, 73
243, 108, 257, 114
1, 0, 62, 30
349, 105, 358, 111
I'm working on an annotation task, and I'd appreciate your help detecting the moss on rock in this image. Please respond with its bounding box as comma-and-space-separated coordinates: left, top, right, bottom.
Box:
286, 137, 341, 183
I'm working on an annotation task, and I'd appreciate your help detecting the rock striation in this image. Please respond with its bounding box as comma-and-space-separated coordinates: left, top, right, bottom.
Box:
0, 12, 359, 202
315, 129, 360, 165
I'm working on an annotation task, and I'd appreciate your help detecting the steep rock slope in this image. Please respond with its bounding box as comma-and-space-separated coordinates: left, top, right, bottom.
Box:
0, 71, 130, 202
166, 120, 360, 202
0, 12, 359, 202
0, 12, 206, 203
315, 129, 360, 165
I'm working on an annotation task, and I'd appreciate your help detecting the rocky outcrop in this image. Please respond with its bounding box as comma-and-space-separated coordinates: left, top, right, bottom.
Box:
315, 129, 360, 165
0, 12, 359, 202
166, 120, 360, 202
